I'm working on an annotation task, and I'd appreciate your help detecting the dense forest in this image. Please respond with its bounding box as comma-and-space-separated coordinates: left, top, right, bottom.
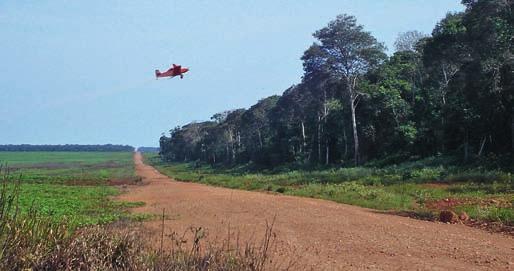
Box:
0, 144, 135, 152
160, 0, 513, 168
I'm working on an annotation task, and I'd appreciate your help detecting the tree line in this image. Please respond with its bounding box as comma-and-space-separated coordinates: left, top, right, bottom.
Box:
0, 144, 135, 152
160, 0, 513, 168
137, 147, 160, 153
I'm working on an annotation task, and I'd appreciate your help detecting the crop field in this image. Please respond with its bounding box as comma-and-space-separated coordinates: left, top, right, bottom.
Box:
0, 151, 144, 228
1, 151, 137, 185
145, 154, 514, 227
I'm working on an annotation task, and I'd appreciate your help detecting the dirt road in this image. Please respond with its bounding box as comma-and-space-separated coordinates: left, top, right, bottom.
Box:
118, 153, 513, 270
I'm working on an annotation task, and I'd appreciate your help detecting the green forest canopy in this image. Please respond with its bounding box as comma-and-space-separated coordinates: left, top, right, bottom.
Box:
160, 0, 513, 168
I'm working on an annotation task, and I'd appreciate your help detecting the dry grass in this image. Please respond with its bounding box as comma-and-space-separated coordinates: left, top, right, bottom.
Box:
5, 221, 283, 271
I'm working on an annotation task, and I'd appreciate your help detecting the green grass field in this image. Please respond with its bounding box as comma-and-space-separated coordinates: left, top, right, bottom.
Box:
0, 151, 137, 184
0, 151, 144, 228
0, 151, 133, 165
145, 153, 513, 225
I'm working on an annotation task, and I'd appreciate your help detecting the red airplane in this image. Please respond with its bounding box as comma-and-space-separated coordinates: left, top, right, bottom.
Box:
155, 64, 189, 79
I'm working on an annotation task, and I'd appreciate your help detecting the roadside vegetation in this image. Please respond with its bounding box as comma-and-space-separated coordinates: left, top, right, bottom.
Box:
145, 154, 513, 227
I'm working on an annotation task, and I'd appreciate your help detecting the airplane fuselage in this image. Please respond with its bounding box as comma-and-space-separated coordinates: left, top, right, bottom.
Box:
155, 64, 189, 79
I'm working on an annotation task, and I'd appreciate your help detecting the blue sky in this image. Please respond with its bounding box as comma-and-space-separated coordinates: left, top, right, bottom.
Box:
0, 1, 464, 147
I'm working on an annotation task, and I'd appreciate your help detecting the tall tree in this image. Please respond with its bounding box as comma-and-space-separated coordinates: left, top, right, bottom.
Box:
240, 96, 280, 164
459, 0, 513, 155
269, 85, 315, 164
311, 14, 387, 164
360, 51, 419, 157
394, 30, 428, 52
422, 12, 468, 154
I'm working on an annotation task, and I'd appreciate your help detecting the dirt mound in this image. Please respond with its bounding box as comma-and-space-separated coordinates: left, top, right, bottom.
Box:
439, 210, 459, 223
